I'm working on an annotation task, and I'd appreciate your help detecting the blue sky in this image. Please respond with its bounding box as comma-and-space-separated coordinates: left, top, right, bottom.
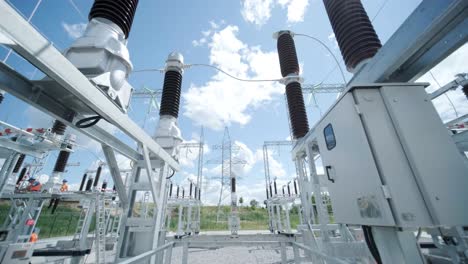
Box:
0, 0, 466, 205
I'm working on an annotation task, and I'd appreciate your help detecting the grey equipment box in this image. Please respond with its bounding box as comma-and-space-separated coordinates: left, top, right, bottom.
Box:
315, 83, 468, 227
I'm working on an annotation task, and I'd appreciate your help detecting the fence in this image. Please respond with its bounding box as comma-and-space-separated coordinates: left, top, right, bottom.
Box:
0, 202, 85, 239
167, 206, 302, 232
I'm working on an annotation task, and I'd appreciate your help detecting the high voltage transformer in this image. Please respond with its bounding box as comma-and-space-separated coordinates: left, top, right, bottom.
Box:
0, 0, 466, 263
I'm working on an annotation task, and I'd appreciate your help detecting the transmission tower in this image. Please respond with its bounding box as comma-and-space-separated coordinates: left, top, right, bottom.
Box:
131, 87, 162, 130
209, 127, 246, 223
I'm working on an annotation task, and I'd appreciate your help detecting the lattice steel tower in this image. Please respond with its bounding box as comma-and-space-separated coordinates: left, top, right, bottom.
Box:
210, 127, 246, 224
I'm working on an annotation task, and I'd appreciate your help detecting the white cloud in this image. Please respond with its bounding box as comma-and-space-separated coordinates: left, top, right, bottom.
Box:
178, 140, 204, 168
327, 32, 338, 49
62, 22, 86, 39
232, 141, 260, 176
278, 0, 309, 23
240, 0, 309, 26
192, 38, 207, 47
417, 44, 468, 123
263, 148, 287, 179
241, 0, 275, 26
237, 182, 269, 204
24, 106, 53, 129
184, 25, 283, 130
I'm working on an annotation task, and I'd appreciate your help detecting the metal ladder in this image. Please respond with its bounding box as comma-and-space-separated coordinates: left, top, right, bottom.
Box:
110, 207, 121, 239
73, 199, 91, 241
95, 194, 106, 264
4, 197, 45, 243
141, 191, 151, 218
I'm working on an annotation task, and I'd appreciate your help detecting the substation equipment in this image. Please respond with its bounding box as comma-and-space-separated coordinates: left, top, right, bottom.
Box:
0, 0, 466, 263
263, 140, 303, 235
166, 141, 204, 238
283, 0, 468, 263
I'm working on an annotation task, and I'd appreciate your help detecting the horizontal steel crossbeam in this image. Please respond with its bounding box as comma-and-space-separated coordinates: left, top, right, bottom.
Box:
0, 1, 179, 170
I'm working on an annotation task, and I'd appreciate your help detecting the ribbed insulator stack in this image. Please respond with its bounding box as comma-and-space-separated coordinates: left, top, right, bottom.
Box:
462, 84, 468, 100
13, 154, 26, 173
323, 0, 382, 72
79, 173, 87, 191
277, 34, 300, 77
89, 0, 139, 39
51, 120, 67, 135
286, 82, 309, 138
159, 70, 182, 118
231, 178, 236, 193
16, 168, 27, 185
94, 166, 103, 187
276, 32, 310, 139
53, 148, 71, 173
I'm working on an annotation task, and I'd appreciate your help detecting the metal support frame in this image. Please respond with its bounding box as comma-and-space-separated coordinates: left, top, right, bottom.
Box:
430, 73, 468, 100
285, 2, 468, 263
0, 3, 185, 263
0, 152, 20, 196
0, 1, 179, 170
348, 0, 467, 85
263, 140, 300, 234
102, 144, 128, 208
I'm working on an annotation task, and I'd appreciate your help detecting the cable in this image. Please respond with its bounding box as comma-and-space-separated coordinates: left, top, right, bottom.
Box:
76, 115, 103, 128
362, 225, 382, 264
187, 64, 283, 82
68, 0, 86, 21
133, 68, 164, 73
166, 168, 175, 179
429, 71, 459, 117
134, 64, 283, 82
416, 227, 422, 241
371, 0, 389, 22
294, 33, 347, 85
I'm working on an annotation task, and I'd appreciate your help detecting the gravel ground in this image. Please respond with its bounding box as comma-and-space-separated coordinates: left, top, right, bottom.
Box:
29, 231, 313, 263
170, 245, 309, 264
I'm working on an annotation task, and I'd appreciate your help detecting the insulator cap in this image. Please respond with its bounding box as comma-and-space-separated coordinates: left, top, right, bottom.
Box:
462, 83, 468, 99
286, 82, 310, 139
159, 70, 182, 118
13, 154, 26, 173
89, 0, 139, 39
323, 0, 382, 72
53, 148, 72, 173
277, 32, 300, 77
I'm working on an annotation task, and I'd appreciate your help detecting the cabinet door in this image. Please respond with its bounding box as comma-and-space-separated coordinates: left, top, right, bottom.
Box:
316, 93, 394, 226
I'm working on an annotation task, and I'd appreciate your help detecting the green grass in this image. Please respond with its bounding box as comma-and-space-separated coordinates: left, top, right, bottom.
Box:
167, 205, 302, 232
0, 200, 83, 238
0, 201, 305, 239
